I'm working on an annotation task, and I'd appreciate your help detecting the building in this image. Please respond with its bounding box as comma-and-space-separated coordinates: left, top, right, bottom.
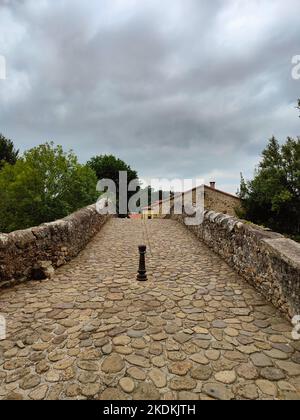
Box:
142, 182, 241, 219
141, 201, 163, 220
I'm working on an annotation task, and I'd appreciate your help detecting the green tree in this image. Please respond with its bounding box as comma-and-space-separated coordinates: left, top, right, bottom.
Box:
0, 134, 19, 169
239, 136, 300, 235
87, 154, 139, 216
0, 142, 98, 232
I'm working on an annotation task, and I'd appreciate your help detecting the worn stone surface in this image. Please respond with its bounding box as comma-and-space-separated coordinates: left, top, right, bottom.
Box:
148, 368, 167, 388
0, 219, 300, 400
202, 382, 234, 400
101, 354, 124, 374
119, 377, 135, 394
215, 370, 237, 384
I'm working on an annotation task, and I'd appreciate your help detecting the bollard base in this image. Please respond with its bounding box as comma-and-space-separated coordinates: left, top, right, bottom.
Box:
137, 273, 148, 282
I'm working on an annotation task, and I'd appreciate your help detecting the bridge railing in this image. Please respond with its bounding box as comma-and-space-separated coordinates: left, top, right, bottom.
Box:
0, 205, 111, 288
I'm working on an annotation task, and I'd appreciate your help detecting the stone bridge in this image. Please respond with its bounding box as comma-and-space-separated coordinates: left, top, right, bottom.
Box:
0, 218, 300, 400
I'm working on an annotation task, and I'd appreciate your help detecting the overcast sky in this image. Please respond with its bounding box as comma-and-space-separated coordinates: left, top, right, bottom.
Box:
0, 0, 299, 193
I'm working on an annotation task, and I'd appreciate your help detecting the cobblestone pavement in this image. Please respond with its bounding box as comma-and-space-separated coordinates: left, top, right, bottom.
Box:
1, 219, 300, 400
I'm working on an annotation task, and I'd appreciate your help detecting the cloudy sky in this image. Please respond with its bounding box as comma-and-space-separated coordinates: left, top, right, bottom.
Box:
0, 0, 299, 193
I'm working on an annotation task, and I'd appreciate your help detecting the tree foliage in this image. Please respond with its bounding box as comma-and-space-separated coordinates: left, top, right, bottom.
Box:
87, 154, 138, 185
87, 154, 138, 216
0, 142, 98, 232
239, 136, 300, 235
0, 133, 19, 169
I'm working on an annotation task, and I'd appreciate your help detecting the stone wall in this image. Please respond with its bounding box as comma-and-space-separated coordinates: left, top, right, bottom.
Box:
0, 205, 111, 287
171, 210, 300, 319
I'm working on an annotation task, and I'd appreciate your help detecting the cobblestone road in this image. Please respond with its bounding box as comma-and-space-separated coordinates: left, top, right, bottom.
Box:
0, 219, 300, 400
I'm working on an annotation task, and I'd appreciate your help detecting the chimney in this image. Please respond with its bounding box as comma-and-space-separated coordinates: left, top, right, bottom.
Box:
210, 181, 216, 189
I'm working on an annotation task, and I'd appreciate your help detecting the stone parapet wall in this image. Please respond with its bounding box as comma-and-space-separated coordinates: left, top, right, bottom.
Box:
171, 210, 300, 319
0, 205, 111, 287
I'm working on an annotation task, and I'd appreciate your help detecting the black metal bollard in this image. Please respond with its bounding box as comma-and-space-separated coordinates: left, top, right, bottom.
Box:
137, 245, 147, 281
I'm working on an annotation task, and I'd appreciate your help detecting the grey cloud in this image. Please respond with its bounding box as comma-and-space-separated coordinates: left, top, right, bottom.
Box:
0, 0, 299, 193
